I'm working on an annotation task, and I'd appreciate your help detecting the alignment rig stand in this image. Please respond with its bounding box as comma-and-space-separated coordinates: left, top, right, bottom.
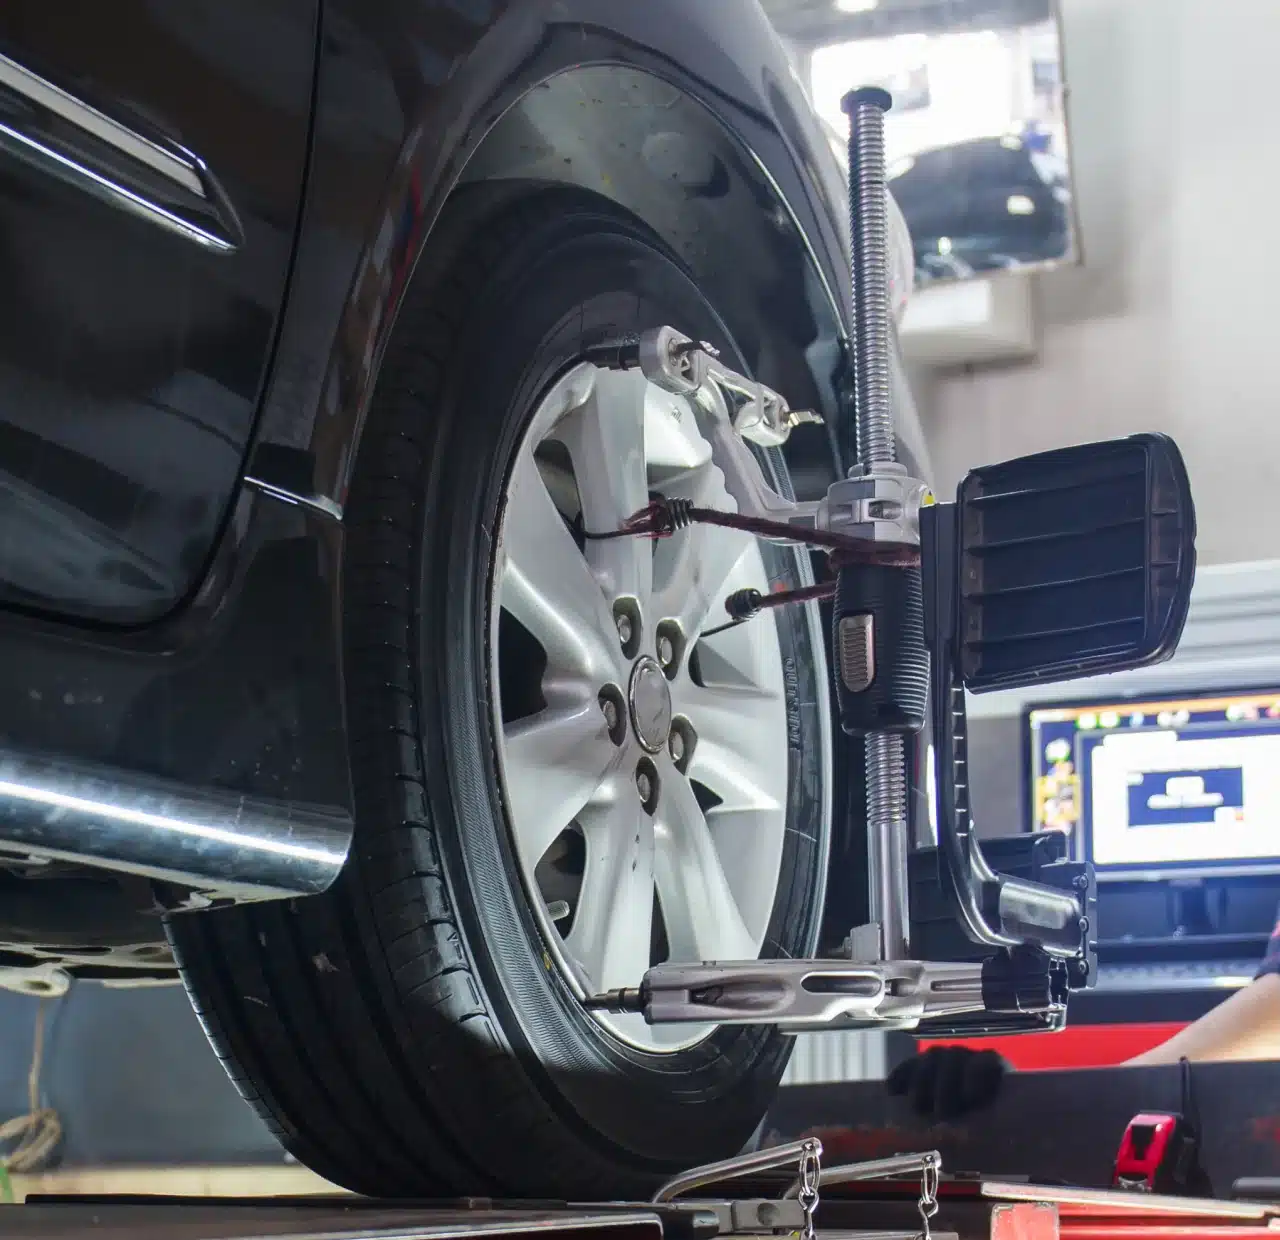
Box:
586, 88, 1197, 1037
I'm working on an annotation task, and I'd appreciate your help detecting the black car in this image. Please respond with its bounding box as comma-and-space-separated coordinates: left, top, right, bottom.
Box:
0, 0, 860, 1199
889, 135, 1073, 283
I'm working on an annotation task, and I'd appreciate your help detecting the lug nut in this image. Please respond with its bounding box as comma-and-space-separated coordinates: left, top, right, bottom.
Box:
655, 621, 684, 680
669, 723, 694, 773
636, 757, 660, 813
616, 613, 633, 647
599, 686, 626, 745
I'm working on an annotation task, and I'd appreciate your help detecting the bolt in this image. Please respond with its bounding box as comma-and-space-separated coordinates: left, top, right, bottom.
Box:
669, 730, 685, 763
725, 588, 763, 621
636, 769, 653, 803
602, 697, 619, 732
657, 633, 675, 668
616, 612, 633, 648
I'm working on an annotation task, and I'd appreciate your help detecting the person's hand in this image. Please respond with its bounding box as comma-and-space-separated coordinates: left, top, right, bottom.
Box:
887, 1046, 1007, 1121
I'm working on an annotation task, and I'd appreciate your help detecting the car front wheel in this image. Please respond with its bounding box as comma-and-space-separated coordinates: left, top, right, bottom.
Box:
169, 191, 834, 1200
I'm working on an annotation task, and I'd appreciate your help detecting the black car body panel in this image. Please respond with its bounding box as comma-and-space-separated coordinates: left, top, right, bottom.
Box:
0, 0, 860, 962
0, 1, 318, 624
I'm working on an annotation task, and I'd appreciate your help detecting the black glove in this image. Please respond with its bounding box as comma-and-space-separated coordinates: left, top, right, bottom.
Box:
887, 1046, 1007, 1121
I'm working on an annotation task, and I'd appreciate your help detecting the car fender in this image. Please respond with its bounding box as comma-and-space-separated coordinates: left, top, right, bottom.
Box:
245, 0, 873, 512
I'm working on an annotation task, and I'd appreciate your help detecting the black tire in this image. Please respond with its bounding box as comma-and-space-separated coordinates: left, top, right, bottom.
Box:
169, 191, 832, 1199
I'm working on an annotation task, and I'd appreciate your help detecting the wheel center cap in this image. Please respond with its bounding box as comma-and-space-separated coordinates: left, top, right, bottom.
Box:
629, 656, 673, 753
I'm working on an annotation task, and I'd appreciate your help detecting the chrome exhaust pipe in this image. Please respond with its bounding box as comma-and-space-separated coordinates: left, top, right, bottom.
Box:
0, 747, 352, 903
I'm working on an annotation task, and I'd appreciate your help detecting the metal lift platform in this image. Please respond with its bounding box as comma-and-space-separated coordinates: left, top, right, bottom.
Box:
5, 1142, 1279, 1240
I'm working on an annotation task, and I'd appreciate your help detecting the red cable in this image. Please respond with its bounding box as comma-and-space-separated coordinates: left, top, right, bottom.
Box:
585, 497, 920, 567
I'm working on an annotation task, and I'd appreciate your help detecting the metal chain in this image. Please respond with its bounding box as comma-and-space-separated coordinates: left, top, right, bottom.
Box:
797, 1136, 822, 1240
916, 1153, 940, 1240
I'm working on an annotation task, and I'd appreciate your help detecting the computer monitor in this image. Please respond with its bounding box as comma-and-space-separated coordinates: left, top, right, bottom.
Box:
1026, 689, 1280, 881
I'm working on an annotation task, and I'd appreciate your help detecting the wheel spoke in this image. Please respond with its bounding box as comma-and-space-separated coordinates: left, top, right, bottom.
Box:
499, 450, 620, 682
676, 680, 785, 814
703, 807, 789, 945
689, 741, 782, 814
565, 802, 655, 992
655, 765, 756, 964
501, 700, 617, 865
555, 370, 653, 605
695, 607, 786, 690
652, 461, 751, 639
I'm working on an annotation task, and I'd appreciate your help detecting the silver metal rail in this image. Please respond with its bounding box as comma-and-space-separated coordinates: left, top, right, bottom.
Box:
784, 1151, 942, 1199
652, 1137, 822, 1204
0, 746, 352, 903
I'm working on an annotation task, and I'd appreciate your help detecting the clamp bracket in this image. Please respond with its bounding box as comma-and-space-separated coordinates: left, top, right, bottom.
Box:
587, 953, 1067, 1033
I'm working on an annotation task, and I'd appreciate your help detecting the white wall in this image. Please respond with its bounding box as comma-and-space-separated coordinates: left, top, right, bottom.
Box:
921, 0, 1280, 567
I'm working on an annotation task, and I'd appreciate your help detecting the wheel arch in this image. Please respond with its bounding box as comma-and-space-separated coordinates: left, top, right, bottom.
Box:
246, 3, 863, 515
446, 65, 851, 495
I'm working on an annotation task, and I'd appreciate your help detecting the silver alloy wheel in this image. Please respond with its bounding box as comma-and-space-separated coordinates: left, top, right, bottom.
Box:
492, 361, 812, 1051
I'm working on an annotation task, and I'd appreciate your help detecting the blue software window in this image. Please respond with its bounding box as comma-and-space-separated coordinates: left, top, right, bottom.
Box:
1026, 691, 1280, 880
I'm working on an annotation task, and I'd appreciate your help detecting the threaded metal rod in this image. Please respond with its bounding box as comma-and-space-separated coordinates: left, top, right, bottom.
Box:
843, 86, 909, 961
866, 732, 909, 961
843, 88, 895, 467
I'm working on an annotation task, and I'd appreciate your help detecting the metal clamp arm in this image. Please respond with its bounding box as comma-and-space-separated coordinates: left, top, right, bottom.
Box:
652, 1137, 823, 1203
697, 377, 821, 529
624, 325, 821, 533
587, 954, 1067, 1033
628, 326, 935, 555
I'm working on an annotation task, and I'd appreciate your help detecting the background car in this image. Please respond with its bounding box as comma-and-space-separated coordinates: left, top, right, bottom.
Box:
889, 134, 1073, 284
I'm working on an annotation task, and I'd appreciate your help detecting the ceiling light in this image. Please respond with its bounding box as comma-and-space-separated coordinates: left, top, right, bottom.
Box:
835, 0, 880, 12
1006, 194, 1036, 215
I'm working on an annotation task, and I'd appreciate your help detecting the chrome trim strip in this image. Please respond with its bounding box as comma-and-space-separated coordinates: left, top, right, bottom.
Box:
244, 474, 345, 522
0, 117, 235, 251
0, 49, 238, 251
0, 49, 204, 196
0, 747, 353, 903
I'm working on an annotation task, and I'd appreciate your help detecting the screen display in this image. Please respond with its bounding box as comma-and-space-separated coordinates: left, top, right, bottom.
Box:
1027, 692, 1280, 876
